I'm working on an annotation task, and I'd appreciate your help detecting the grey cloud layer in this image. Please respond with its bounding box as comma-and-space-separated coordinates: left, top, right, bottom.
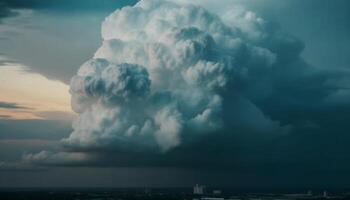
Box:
23, 0, 350, 167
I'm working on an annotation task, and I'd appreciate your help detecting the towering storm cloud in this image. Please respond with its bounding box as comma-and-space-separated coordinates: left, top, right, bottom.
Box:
65, 0, 292, 153
24, 0, 350, 167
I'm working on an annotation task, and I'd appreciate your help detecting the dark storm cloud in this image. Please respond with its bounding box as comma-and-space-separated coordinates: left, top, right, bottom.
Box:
0, 0, 139, 84
22, 0, 350, 173
0, 0, 137, 24
1, 0, 346, 84
0, 3, 17, 22
0, 0, 138, 12
244, 0, 350, 70
21, 125, 350, 188
2, 0, 350, 188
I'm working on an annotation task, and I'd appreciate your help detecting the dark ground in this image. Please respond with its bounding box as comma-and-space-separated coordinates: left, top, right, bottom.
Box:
0, 188, 349, 200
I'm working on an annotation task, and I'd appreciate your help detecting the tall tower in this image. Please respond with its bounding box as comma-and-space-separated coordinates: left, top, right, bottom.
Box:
323, 190, 328, 198
193, 184, 205, 195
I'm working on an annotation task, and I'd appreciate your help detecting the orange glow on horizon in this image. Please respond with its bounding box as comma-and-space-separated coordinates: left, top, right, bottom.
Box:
0, 63, 73, 120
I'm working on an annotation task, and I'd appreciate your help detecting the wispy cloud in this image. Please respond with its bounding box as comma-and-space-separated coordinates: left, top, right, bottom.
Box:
0, 114, 11, 119
0, 101, 29, 109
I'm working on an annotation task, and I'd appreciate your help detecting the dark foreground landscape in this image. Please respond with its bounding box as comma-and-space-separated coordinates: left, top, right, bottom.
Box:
0, 188, 349, 200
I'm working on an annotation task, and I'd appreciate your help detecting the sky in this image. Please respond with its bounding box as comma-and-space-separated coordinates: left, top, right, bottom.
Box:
0, 0, 350, 189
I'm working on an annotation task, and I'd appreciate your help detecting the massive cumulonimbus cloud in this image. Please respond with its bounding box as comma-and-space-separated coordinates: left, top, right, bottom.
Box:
63, 0, 291, 153
24, 0, 350, 166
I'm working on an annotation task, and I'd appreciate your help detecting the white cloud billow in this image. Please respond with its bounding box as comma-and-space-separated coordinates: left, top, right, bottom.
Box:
62, 0, 294, 153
